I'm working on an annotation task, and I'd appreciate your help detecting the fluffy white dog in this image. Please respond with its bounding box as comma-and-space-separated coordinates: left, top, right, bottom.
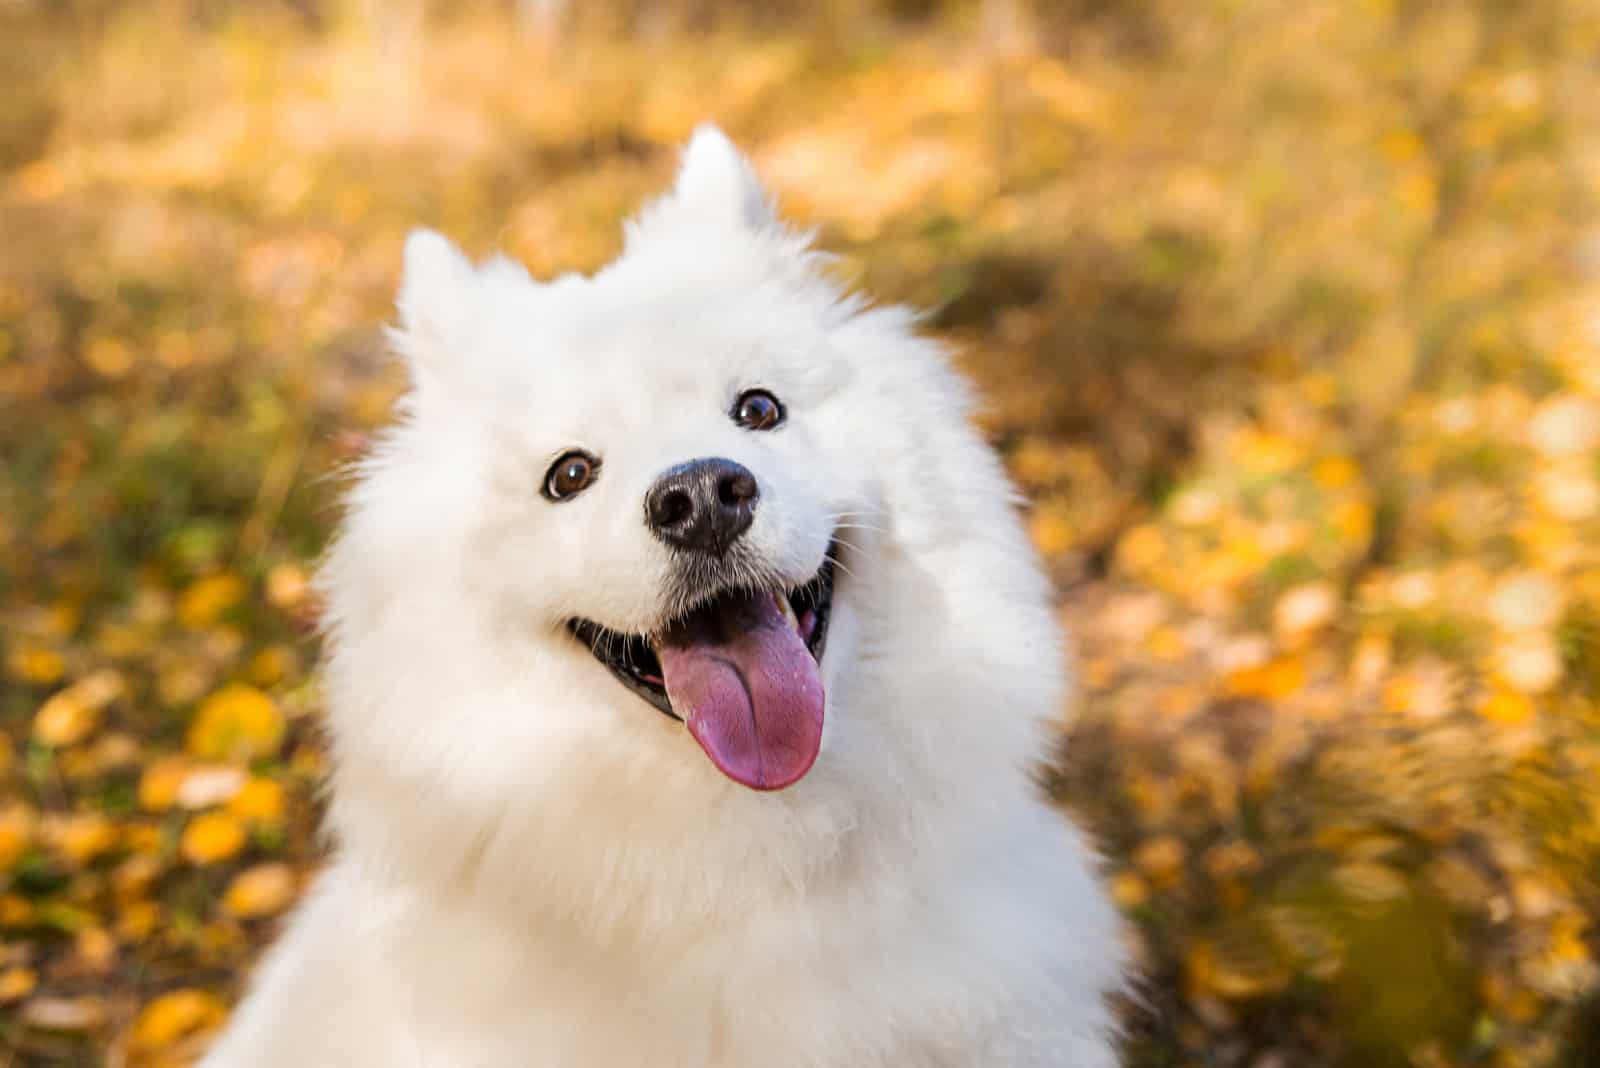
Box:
202, 125, 1124, 1067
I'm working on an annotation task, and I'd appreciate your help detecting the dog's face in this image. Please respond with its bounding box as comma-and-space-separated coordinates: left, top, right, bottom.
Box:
375, 129, 887, 792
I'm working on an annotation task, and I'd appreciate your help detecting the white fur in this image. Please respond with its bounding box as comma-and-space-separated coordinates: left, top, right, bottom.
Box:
203, 124, 1124, 1067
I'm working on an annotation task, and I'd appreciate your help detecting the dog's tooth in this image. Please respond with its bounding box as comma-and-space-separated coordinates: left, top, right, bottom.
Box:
775, 592, 799, 629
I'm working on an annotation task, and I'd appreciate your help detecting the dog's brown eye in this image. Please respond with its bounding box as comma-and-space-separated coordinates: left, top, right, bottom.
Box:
544, 451, 599, 501
733, 389, 784, 431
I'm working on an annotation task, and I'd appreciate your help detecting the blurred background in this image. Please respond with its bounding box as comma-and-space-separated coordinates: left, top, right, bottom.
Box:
2, 0, 1599, 1064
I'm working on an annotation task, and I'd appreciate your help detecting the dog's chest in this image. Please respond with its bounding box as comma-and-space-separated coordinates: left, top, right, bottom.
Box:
377, 910, 992, 1068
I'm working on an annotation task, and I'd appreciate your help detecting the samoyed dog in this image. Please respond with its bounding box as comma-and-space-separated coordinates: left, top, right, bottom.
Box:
203, 125, 1123, 1067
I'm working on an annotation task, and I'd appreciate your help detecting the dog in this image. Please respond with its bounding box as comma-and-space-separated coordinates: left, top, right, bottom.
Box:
201, 124, 1124, 1067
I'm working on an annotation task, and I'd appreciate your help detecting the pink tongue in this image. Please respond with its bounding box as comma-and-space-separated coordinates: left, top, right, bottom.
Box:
656, 591, 824, 791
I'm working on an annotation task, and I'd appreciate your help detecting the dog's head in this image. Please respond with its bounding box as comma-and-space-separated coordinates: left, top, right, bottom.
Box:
336, 128, 891, 795
324, 126, 1058, 860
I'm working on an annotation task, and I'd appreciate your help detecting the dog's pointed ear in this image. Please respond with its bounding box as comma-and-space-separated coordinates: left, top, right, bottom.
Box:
671, 123, 773, 230
393, 229, 477, 383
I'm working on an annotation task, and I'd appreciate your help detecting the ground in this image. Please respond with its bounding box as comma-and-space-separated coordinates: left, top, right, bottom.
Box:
1, 2, 1599, 1065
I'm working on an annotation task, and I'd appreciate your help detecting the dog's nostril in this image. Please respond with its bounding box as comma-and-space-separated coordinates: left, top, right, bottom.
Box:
654, 488, 694, 528
718, 470, 758, 507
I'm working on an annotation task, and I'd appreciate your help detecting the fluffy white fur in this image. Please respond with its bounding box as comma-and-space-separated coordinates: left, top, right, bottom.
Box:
202, 125, 1124, 1067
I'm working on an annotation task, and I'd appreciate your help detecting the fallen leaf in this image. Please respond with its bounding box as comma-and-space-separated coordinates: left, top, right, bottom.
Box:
228, 777, 286, 825
129, 988, 228, 1050
22, 995, 106, 1032
180, 812, 246, 865
176, 765, 248, 810
139, 756, 193, 811
222, 863, 297, 918
0, 966, 36, 1003
53, 812, 118, 866
33, 690, 100, 747
186, 684, 284, 762
177, 574, 246, 629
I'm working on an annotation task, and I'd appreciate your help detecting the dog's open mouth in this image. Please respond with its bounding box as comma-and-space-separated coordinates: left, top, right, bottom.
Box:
568, 551, 835, 791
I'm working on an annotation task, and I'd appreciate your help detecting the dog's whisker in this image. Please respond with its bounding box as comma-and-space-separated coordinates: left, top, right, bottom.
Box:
829, 534, 868, 556
823, 552, 858, 582
820, 519, 888, 538
821, 513, 887, 531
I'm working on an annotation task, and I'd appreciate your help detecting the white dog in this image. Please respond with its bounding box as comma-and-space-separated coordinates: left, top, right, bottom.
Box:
202, 125, 1124, 1067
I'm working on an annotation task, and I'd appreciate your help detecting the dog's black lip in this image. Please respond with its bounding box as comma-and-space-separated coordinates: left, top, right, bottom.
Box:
568, 545, 836, 723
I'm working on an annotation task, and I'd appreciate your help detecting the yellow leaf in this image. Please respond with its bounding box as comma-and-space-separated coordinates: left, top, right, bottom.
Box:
116, 901, 160, 943
157, 660, 210, 708
0, 894, 32, 926
33, 691, 100, 747
1381, 675, 1416, 714
1232, 429, 1303, 474
222, 863, 297, 918
1134, 836, 1187, 888
54, 813, 117, 866
1145, 627, 1188, 662
0, 966, 36, 1003
265, 562, 310, 610
83, 335, 134, 379
1027, 506, 1075, 557
112, 854, 162, 902
186, 684, 284, 761
1550, 916, 1591, 964
1477, 689, 1535, 726
74, 926, 116, 974
129, 988, 228, 1050
1396, 169, 1437, 220
246, 644, 298, 686
1117, 524, 1166, 576
0, 804, 35, 869
7, 641, 65, 684
1009, 438, 1067, 487
228, 777, 286, 825
177, 574, 246, 629
1224, 656, 1305, 699
1110, 871, 1150, 909
94, 622, 152, 660
121, 821, 163, 856
138, 756, 193, 812
1510, 873, 1567, 919
1379, 128, 1425, 164
1312, 455, 1360, 489
1332, 499, 1373, 547
71, 668, 126, 709
180, 812, 246, 865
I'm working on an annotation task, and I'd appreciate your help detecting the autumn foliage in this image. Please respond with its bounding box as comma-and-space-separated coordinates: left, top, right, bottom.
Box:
2, 1, 1599, 1065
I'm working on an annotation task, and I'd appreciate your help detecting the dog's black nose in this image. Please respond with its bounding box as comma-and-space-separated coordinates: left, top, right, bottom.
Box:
645, 457, 759, 556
